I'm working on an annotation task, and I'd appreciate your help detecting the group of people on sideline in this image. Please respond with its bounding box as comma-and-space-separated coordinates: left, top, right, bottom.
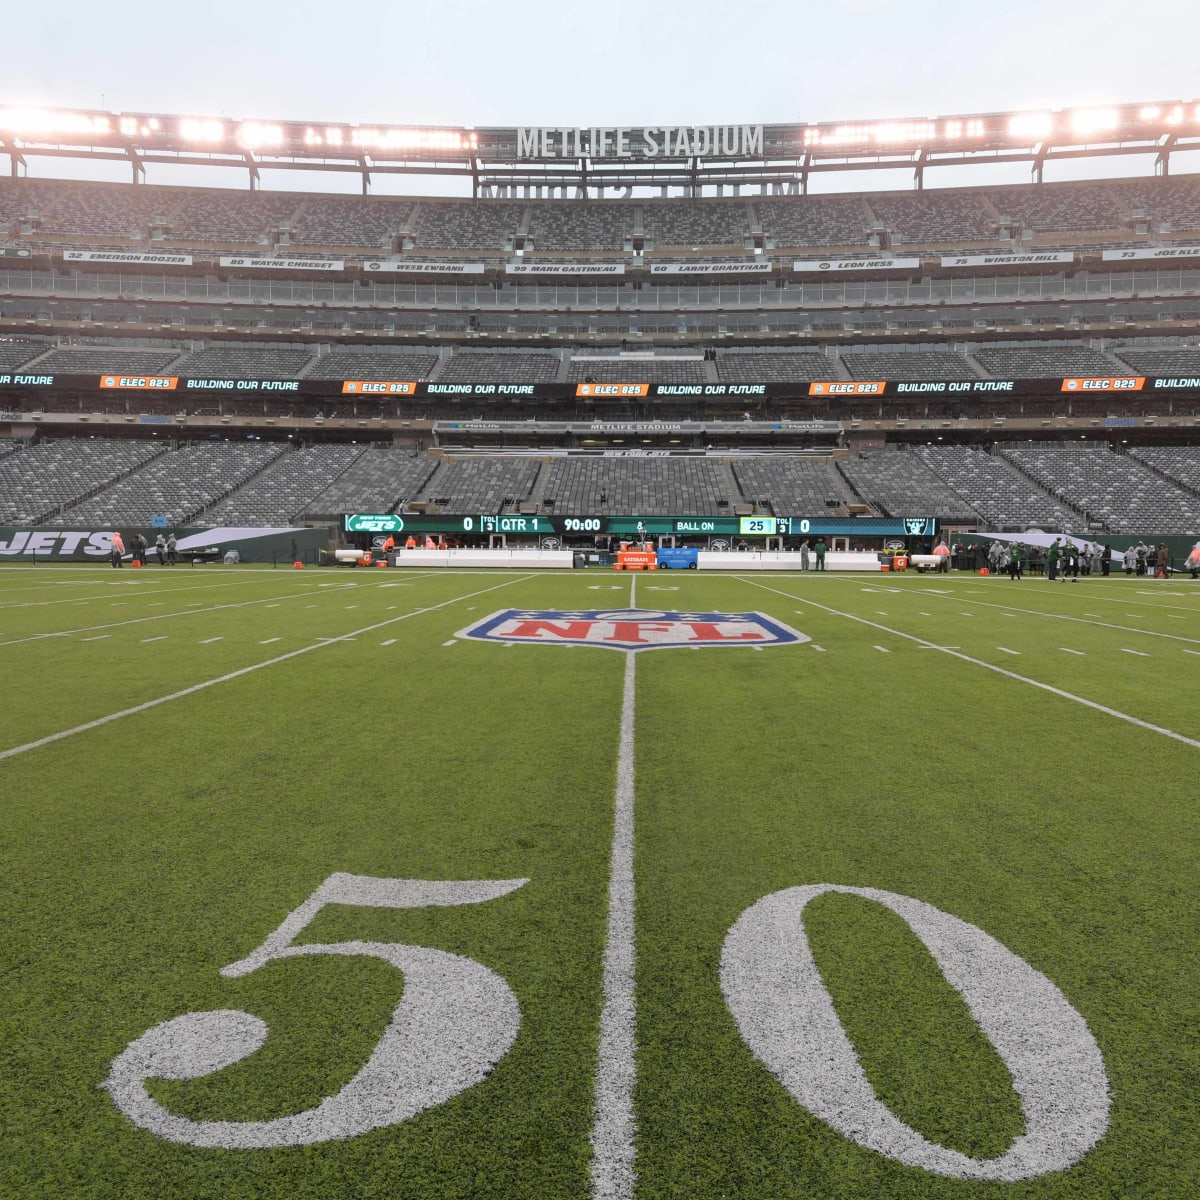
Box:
109, 531, 177, 568
947, 538, 1191, 580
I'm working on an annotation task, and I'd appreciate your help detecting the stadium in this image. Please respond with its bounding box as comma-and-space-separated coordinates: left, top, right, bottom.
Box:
2, 91, 1199, 1200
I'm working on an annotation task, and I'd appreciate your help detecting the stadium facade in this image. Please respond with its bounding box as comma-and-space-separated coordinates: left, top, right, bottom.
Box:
2, 100, 1200, 542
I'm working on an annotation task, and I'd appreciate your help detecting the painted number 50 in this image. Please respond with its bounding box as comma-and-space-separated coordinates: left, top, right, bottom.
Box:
104, 872, 527, 1148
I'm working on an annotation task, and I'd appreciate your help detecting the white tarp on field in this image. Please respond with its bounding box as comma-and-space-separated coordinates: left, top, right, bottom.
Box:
178, 527, 305, 550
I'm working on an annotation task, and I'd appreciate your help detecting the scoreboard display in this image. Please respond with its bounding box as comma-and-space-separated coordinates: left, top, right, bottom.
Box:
344, 513, 556, 534
345, 514, 935, 537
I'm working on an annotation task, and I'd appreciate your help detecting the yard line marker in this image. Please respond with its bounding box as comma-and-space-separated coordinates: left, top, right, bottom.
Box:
345, 605, 358, 610
81, 634, 109, 642
873, 645, 891, 653
0, 576, 535, 762
997, 646, 1020, 655
265, 603, 280, 608
1183, 649, 1200, 657
590, 650, 638, 1200
739, 577, 1200, 752
918, 611, 932, 616
141, 636, 168, 643
876, 611, 888, 616
200, 637, 223, 644
960, 612, 973, 617
443, 639, 457, 647
381, 639, 397, 646
811, 644, 826, 652
1121, 648, 1149, 657
0, 582, 358, 649
912, 591, 1200, 649
260, 638, 281, 645
1084, 613, 1102, 617
1060, 648, 1086, 655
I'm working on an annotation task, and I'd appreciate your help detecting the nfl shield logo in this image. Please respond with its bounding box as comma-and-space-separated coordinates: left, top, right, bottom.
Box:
457, 609, 809, 652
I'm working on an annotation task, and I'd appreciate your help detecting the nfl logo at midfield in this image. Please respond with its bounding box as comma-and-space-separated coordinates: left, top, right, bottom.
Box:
456, 609, 809, 652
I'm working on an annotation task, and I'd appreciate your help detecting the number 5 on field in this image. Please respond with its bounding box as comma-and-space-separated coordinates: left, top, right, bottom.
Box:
104, 872, 528, 1148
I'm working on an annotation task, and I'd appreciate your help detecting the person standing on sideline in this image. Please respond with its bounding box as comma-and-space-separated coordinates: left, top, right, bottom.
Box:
1008, 542, 1024, 580
813, 537, 827, 571
1100, 542, 1112, 577
1123, 544, 1136, 575
110, 531, 125, 569
1046, 538, 1061, 581
166, 532, 177, 565
799, 539, 811, 571
1156, 543, 1170, 578
933, 539, 951, 573
155, 533, 167, 566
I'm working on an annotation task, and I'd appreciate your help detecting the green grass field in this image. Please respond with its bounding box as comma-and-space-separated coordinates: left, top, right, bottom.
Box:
2, 562, 1197, 1199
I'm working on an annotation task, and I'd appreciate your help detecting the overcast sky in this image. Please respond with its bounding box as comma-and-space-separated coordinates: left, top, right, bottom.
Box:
6, 0, 1200, 194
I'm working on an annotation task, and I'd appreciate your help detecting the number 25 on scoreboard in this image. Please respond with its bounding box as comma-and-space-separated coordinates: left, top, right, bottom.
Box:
738, 516, 776, 535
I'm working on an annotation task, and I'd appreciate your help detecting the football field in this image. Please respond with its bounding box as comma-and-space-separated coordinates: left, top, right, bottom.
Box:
2, 563, 1197, 1200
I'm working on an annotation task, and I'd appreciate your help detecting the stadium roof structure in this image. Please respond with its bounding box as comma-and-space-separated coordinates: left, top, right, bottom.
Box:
2, 100, 1200, 196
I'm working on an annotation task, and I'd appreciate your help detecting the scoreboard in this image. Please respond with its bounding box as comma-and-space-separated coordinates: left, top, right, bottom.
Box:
344, 513, 556, 534
345, 514, 935, 537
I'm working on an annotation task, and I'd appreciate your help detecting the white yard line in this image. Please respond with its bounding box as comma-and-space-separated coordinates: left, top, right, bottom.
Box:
912, 590, 1200, 647
381, 639, 397, 646
1060, 648, 1086, 655
873, 645, 891, 653
0, 581, 360, 648
996, 646, 1020, 655
738, 578, 1200, 751
590, 649, 638, 1200
0, 577, 258, 612
140, 636, 168, 643
200, 637, 223, 644
0, 576, 534, 761
260, 637, 281, 645
1121, 648, 1150, 657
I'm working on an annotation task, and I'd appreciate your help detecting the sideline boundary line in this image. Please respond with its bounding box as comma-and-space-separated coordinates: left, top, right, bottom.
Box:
0, 576, 534, 761
738, 577, 1200, 751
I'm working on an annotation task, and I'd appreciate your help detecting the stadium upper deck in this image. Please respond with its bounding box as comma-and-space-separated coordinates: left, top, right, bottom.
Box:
3, 174, 1200, 260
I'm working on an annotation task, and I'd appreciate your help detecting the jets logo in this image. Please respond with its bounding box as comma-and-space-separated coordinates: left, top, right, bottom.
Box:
456, 609, 808, 652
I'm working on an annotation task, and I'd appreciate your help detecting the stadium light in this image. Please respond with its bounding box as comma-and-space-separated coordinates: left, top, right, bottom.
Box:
180, 118, 225, 143
1069, 108, 1120, 136
0, 107, 111, 137
237, 122, 285, 149
1008, 113, 1054, 140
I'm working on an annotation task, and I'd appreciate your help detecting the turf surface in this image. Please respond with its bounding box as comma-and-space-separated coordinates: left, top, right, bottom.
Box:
1, 563, 1197, 1198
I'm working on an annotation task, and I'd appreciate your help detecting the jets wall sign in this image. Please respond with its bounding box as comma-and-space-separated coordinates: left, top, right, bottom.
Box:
456, 609, 808, 651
